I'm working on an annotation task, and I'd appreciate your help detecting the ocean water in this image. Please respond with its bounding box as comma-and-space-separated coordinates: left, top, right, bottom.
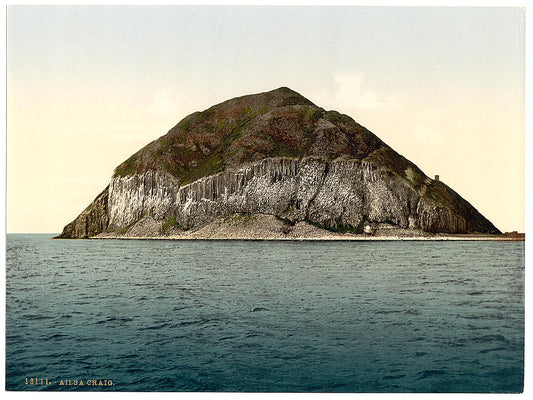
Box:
5, 234, 524, 392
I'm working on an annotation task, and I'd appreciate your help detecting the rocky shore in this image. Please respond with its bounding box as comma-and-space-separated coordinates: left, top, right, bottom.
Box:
90, 213, 519, 241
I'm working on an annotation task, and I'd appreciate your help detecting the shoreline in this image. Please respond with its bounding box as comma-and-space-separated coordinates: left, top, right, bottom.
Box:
56, 214, 524, 242
89, 234, 524, 242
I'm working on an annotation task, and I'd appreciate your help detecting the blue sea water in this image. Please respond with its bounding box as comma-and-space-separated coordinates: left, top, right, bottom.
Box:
5, 234, 524, 392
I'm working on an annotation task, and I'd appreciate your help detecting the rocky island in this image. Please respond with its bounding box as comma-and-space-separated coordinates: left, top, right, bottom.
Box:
56, 87, 503, 240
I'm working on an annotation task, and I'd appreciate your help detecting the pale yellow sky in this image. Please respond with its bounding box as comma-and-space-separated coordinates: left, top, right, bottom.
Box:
6, 5, 526, 233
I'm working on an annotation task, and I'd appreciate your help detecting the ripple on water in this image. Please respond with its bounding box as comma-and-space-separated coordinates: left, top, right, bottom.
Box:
5, 236, 524, 393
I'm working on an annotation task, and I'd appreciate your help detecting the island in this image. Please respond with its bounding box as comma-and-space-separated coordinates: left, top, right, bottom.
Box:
56, 87, 517, 241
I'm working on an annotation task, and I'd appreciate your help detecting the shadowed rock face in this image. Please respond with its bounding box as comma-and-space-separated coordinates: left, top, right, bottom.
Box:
56, 87, 501, 238
58, 187, 109, 239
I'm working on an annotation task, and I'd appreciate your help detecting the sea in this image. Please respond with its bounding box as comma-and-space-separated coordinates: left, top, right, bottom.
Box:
5, 234, 524, 392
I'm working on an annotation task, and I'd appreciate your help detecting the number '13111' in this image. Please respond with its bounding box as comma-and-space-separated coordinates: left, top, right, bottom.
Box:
25, 377, 50, 385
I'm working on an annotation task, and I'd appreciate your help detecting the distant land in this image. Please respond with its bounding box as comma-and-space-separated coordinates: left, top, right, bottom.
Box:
57, 87, 515, 241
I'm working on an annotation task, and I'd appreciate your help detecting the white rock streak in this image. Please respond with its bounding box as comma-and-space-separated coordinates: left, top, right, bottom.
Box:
106, 157, 464, 233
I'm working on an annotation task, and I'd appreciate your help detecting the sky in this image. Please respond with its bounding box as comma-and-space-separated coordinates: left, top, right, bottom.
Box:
5, 4, 526, 233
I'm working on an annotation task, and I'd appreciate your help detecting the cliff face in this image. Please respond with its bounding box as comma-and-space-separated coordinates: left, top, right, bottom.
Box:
57, 187, 109, 239
56, 87, 500, 238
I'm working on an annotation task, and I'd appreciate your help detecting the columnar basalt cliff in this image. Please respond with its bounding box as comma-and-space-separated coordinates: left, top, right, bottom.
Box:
56, 87, 500, 239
